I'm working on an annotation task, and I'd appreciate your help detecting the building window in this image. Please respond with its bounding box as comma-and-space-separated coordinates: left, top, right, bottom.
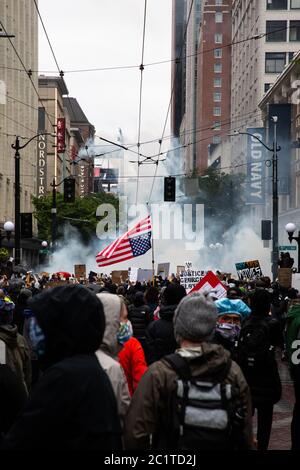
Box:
264, 83, 272, 92
266, 0, 287, 9
214, 48, 222, 58
215, 0, 222, 5
291, 0, 300, 8
212, 136, 221, 144
265, 52, 286, 72
215, 12, 223, 23
213, 107, 221, 116
212, 122, 221, 130
266, 20, 287, 41
214, 77, 222, 87
290, 21, 300, 41
214, 63, 222, 73
214, 92, 222, 102
215, 33, 223, 43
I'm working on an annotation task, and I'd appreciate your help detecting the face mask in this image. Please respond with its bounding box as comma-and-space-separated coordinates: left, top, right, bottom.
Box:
29, 317, 46, 358
117, 321, 133, 345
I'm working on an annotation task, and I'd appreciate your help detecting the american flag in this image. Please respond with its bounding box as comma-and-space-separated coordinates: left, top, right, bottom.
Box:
96, 215, 152, 267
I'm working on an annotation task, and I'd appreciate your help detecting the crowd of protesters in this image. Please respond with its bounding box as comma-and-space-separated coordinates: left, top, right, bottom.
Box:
0, 265, 300, 451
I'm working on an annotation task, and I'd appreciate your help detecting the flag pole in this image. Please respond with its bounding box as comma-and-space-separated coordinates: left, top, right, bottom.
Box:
148, 203, 155, 286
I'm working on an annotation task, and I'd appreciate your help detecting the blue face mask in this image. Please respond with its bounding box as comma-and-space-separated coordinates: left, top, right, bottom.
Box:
29, 317, 46, 358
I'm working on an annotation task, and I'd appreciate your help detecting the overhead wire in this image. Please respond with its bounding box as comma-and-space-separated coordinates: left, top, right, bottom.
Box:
135, 0, 148, 205
147, 0, 193, 204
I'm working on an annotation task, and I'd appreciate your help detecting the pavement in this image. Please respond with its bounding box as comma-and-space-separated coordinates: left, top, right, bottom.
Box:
252, 356, 295, 450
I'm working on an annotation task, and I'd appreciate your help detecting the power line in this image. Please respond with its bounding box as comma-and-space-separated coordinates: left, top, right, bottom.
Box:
15, 26, 291, 75
147, 0, 192, 204
135, 0, 148, 205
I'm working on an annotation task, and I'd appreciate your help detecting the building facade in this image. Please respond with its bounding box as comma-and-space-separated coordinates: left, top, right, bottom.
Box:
231, 0, 300, 167
38, 75, 71, 194
0, 0, 38, 226
196, 0, 232, 172
63, 97, 95, 198
259, 51, 300, 244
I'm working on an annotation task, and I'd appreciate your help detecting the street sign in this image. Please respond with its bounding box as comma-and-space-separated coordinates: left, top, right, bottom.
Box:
279, 246, 297, 251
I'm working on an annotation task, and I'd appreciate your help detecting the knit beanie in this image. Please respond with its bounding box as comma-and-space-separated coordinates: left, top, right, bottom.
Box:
173, 292, 217, 343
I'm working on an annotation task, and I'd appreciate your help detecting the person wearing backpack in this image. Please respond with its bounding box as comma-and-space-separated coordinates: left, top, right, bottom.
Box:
124, 292, 253, 450
236, 288, 282, 451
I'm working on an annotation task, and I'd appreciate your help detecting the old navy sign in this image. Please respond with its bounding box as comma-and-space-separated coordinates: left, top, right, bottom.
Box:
37, 134, 47, 198
246, 128, 266, 205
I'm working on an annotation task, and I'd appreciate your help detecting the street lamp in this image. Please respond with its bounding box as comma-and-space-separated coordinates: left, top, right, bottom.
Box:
41, 241, 48, 248
285, 223, 300, 273
11, 133, 55, 265
0, 221, 14, 248
229, 116, 280, 281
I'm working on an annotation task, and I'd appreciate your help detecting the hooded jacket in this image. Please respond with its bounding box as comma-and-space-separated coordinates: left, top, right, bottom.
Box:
95, 293, 130, 421
1, 285, 122, 450
124, 342, 253, 450
145, 304, 178, 364
118, 337, 148, 396
0, 325, 31, 394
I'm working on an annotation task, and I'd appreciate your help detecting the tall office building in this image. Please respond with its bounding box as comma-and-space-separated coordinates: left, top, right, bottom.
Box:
196, 0, 233, 172
0, 0, 38, 226
231, 0, 300, 167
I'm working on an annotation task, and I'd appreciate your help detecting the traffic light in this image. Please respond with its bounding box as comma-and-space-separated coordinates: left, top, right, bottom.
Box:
20, 213, 32, 238
64, 177, 75, 203
164, 177, 176, 202
261, 220, 272, 240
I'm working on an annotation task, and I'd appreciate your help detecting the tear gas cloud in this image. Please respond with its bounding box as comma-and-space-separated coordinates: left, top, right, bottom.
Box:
41, 136, 271, 278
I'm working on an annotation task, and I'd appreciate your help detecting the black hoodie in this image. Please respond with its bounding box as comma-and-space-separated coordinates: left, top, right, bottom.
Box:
145, 304, 179, 364
1, 285, 122, 450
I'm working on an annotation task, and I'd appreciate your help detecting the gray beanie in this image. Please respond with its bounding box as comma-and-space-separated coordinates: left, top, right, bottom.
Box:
173, 292, 218, 343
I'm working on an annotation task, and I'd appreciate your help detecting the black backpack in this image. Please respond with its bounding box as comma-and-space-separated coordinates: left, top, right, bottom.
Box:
163, 354, 241, 450
237, 318, 275, 371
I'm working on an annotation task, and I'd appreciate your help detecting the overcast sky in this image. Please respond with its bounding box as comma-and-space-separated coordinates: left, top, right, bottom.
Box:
38, 0, 172, 150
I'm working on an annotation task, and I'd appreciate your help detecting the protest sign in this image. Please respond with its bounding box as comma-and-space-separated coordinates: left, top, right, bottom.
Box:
278, 268, 292, 288
177, 266, 185, 275
111, 270, 128, 284
137, 269, 153, 283
189, 271, 227, 299
235, 260, 262, 280
74, 264, 86, 280
180, 267, 207, 293
157, 263, 170, 278
129, 267, 138, 283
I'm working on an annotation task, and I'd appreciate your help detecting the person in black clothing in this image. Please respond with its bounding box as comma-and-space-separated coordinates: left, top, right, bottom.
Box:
145, 283, 186, 365
1, 285, 122, 450
128, 291, 151, 357
0, 364, 27, 442
237, 288, 282, 451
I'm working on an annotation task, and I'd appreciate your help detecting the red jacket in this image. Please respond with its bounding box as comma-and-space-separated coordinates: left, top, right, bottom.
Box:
118, 337, 148, 396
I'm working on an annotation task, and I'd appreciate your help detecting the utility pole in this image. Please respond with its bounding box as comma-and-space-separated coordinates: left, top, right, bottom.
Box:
51, 178, 57, 249
12, 137, 21, 265
272, 117, 279, 282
